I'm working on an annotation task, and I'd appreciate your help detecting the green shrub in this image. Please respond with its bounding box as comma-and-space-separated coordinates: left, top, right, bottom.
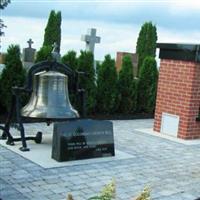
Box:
67, 180, 151, 200
35, 10, 62, 62
96, 55, 118, 114
0, 45, 26, 111
61, 50, 78, 71
136, 22, 157, 75
118, 55, 135, 114
137, 56, 158, 114
43, 10, 62, 52
67, 194, 74, 200
131, 78, 138, 113
77, 50, 96, 114
61, 50, 78, 109
133, 186, 151, 200
35, 45, 52, 63
89, 180, 116, 200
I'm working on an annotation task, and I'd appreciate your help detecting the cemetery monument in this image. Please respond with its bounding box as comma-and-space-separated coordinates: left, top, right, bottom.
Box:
22, 38, 36, 70
81, 28, 101, 53
81, 28, 101, 73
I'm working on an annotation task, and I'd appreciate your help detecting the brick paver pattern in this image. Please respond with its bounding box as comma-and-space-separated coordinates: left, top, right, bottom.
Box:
0, 119, 200, 200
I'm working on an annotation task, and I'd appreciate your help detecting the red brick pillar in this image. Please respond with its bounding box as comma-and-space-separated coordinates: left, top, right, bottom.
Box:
154, 43, 200, 139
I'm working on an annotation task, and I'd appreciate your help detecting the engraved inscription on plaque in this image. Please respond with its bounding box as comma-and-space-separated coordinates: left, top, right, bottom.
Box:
52, 119, 115, 162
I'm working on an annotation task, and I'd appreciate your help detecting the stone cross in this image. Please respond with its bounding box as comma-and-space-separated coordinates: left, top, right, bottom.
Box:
81, 28, 101, 53
27, 38, 33, 48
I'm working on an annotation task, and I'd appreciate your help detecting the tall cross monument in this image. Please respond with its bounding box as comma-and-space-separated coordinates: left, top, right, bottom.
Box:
81, 28, 101, 53
81, 28, 101, 74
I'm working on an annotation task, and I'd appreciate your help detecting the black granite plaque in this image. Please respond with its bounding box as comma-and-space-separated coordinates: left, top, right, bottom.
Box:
52, 119, 115, 162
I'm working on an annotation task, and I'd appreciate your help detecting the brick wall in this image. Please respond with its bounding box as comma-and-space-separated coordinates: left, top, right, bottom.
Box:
116, 52, 124, 72
154, 59, 200, 139
0, 53, 6, 64
115, 52, 138, 75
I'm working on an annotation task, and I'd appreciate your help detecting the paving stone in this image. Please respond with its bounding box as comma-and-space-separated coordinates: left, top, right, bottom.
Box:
0, 119, 200, 199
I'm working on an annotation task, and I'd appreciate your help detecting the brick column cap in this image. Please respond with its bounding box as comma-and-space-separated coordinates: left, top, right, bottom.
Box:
157, 43, 200, 63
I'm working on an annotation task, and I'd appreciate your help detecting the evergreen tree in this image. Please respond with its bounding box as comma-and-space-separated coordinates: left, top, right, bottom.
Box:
56, 11, 61, 52
0, 45, 26, 111
61, 50, 77, 71
96, 55, 118, 114
43, 10, 62, 51
77, 50, 96, 114
136, 22, 157, 75
37, 10, 61, 62
35, 45, 52, 63
131, 78, 138, 113
137, 56, 158, 114
61, 50, 78, 107
118, 55, 135, 114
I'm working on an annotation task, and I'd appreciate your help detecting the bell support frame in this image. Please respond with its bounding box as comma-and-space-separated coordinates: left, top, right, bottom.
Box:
0, 60, 86, 151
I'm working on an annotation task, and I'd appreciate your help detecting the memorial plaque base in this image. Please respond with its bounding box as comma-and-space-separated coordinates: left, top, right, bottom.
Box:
52, 119, 115, 162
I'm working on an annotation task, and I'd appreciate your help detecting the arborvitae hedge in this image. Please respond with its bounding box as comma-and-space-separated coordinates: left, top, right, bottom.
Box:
61, 50, 78, 71
36, 10, 62, 63
96, 55, 118, 114
61, 50, 78, 108
131, 78, 138, 113
118, 55, 135, 114
136, 22, 157, 75
137, 56, 158, 114
77, 50, 96, 114
0, 45, 26, 111
35, 45, 52, 63
55, 11, 62, 52
43, 10, 62, 51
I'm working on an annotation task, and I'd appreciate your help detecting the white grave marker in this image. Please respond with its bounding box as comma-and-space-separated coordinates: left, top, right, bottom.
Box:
81, 28, 101, 53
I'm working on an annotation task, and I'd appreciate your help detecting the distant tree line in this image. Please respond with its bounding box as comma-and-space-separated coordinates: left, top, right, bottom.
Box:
59, 48, 158, 116
0, 8, 158, 118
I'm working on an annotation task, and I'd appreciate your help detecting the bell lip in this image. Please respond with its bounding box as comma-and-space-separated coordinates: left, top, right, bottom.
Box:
35, 71, 67, 77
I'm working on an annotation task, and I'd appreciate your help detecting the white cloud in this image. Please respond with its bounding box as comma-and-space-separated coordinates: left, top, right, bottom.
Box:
169, 0, 200, 11
1, 17, 46, 51
1, 16, 200, 63
1, 16, 140, 60
157, 26, 200, 44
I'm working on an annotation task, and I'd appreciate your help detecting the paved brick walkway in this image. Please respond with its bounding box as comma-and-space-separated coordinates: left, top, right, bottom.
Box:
0, 119, 200, 200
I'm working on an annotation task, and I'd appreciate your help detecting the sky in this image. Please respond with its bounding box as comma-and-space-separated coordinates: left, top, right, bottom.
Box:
1, 0, 200, 61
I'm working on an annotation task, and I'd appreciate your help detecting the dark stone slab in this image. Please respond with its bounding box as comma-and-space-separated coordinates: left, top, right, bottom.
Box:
157, 43, 200, 63
52, 119, 115, 162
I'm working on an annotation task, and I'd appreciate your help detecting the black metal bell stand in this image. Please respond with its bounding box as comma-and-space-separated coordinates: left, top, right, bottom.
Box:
0, 60, 86, 151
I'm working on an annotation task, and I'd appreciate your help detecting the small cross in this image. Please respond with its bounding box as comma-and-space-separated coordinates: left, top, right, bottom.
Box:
81, 28, 101, 53
27, 38, 33, 48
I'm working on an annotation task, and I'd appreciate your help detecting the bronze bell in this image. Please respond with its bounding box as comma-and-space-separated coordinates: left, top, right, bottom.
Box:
21, 71, 79, 119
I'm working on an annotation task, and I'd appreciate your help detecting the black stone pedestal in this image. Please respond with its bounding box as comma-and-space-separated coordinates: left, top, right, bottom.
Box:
52, 119, 115, 162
